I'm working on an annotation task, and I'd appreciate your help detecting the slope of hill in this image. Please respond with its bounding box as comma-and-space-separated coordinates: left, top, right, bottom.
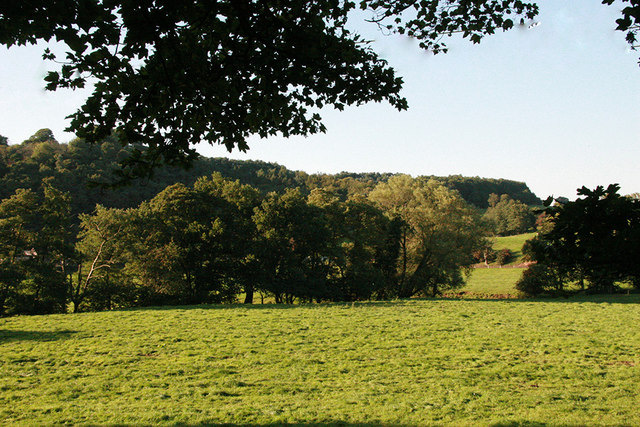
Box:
0, 130, 541, 218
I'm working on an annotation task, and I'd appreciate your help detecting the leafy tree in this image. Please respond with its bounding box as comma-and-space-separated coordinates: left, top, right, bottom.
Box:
437, 176, 540, 208
5, 263, 67, 315
0, 133, 543, 219
23, 128, 57, 144
0, 1, 542, 176
193, 173, 262, 303
515, 263, 563, 297
0, 185, 73, 315
253, 189, 331, 303
73, 205, 132, 312
534, 211, 554, 234
369, 175, 484, 297
0, 263, 24, 316
131, 185, 230, 303
0, 185, 74, 267
0, 189, 39, 264
472, 244, 497, 266
487, 193, 500, 208
307, 190, 397, 301
483, 194, 535, 236
602, 0, 640, 63
37, 184, 76, 265
524, 184, 640, 294
124, 175, 260, 305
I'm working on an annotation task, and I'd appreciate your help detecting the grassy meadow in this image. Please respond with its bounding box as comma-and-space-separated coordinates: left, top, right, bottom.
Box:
462, 233, 536, 297
463, 268, 524, 296
2, 297, 640, 426
492, 232, 536, 265
3, 232, 639, 425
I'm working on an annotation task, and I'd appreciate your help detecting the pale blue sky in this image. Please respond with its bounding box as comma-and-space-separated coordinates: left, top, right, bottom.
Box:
1, 1, 638, 200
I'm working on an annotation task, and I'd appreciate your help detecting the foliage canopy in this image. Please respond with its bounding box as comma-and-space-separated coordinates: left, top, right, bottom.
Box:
2, 2, 639, 177
0, 1, 543, 176
519, 184, 640, 295
483, 193, 535, 236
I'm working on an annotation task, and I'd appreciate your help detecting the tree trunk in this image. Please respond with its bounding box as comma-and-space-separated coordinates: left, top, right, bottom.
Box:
73, 264, 82, 313
431, 282, 438, 297
244, 284, 254, 304
399, 232, 408, 289
105, 272, 112, 310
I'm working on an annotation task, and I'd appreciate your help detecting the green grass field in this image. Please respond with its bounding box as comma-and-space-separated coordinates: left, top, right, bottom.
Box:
2, 298, 640, 426
461, 233, 536, 296
493, 233, 536, 262
463, 268, 524, 296
492, 232, 536, 265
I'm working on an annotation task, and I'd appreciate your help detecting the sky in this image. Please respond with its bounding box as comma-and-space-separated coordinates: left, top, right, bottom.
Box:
1, 1, 639, 200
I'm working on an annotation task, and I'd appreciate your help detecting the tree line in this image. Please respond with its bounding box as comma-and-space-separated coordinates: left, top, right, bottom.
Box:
0, 129, 540, 220
0, 129, 546, 315
0, 172, 487, 315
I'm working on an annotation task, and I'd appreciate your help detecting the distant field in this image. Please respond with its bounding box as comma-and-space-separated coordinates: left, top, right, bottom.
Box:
463, 268, 524, 296
2, 299, 640, 425
462, 232, 535, 296
492, 232, 536, 265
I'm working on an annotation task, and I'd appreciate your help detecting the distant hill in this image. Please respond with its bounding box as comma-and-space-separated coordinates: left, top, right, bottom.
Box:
0, 130, 541, 218
188, 160, 541, 208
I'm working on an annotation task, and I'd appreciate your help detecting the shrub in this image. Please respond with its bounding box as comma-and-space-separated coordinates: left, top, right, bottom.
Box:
496, 249, 513, 265
4, 263, 67, 315
515, 264, 562, 297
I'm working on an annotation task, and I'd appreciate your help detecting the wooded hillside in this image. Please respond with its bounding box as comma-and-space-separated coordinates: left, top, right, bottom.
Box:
0, 130, 541, 219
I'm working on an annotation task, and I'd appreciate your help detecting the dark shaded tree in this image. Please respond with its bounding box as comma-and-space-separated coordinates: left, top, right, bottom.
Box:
515, 263, 563, 297
522, 184, 640, 294
496, 249, 513, 266
0, 185, 73, 315
128, 184, 231, 304
253, 189, 331, 303
307, 190, 397, 301
193, 173, 262, 303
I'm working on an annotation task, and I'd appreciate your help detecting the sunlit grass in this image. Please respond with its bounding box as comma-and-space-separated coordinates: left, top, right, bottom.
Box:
493, 232, 536, 265
461, 233, 534, 296
2, 299, 639, 425
463, 268, 524, 296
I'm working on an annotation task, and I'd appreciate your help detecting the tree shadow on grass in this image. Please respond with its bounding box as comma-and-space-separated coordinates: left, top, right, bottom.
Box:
123, 300, 408, 313
430, 292, 640, 305
173, 421, 566, 427
117, 292, 640, 315
174, 422, 417, 427
491, 422, 588, 427
490, 422, 552, 427
0, 329, 76, 344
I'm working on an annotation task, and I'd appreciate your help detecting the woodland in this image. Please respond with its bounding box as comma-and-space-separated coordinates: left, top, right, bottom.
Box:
0, 130, 542, 315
